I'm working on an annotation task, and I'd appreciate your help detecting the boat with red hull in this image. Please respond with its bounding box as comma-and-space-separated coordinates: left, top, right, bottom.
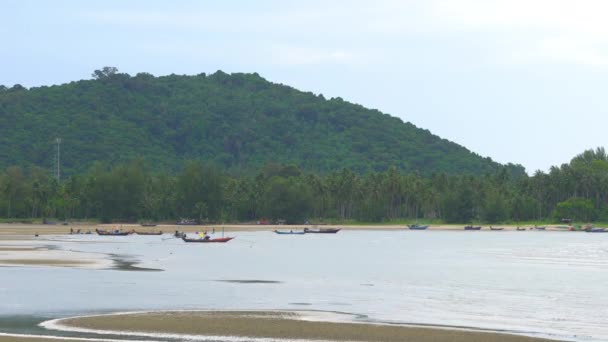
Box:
182, 236, 234, 243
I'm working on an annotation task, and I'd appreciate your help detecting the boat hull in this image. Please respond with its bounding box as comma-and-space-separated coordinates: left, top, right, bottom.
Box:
464, 226, 482, 230
274, 230, 306, 235
96, 229, 132, 236
182, 236, 234, 243
408, 225, 429, 230
135, 231, 163, 235
304, 228, 341, 234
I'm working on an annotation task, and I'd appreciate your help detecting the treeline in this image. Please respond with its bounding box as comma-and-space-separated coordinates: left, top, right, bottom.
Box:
1, 148, 607, 224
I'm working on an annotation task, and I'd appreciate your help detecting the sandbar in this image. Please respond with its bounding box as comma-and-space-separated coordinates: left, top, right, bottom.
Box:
53, 310, 562, 342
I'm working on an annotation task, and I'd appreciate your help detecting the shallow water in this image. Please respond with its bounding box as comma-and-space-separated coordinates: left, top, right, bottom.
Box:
1, 230, 607, 341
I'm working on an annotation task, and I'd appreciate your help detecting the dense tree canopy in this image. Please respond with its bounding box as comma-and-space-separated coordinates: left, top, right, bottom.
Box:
0, 148, 607, 224
0, 68, 524, 177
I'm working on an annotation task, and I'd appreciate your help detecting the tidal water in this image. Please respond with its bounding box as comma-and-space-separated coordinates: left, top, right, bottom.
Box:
1, 230, 607, 341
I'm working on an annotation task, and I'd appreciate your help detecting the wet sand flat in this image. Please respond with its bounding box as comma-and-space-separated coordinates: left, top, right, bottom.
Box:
60, 311, 561, 342
0, 259, 93, 267
0, 336, 108, 342
0, 240, 112, 269
0, 338, 87, 342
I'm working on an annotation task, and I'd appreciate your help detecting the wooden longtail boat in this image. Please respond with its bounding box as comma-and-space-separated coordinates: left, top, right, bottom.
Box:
182, 236, 234, 243
304, 228, 341, 234
274, 230, 306, 235
516, 227, 526, 231
134, 231, 163, 235
408, 225, 429, 230
177, 219, 199, 225
490, 227, 505, 231
96, 229, 132, 236
464, 226, 482, 230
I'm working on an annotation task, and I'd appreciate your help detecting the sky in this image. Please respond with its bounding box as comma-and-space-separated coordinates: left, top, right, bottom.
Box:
2, 0, 607, 174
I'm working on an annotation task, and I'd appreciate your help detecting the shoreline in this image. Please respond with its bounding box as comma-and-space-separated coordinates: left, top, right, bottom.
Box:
0, 223, 573, 236
40, 310, 565, 342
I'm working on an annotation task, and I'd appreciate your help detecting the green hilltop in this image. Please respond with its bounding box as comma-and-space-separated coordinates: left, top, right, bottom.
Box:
0, 68, 524, 176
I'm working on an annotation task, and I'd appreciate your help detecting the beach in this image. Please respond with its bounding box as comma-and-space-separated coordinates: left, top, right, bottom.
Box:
48, 310, 561, 342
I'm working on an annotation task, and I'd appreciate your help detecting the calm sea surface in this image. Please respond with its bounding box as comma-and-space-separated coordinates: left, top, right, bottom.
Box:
1, 230, 607, 341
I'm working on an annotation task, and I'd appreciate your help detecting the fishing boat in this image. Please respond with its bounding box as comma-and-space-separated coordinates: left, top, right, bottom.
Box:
181, 236, 234, 243
490, 227, 505, 231
408, 224, 429, 230
95, 229, 133, 236
274, 230, 306, 235
586, 227, 607, 233
134, 231, 163, 235
140, 223, 157, 227
534, 226, 546, 230
304, 228, 341, 234
464, 226, 482, 230
176, 219, 199, 225
516, 227, 526, 231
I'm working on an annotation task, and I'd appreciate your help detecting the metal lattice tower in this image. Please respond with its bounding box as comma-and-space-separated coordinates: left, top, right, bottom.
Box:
55, 138, 61, 181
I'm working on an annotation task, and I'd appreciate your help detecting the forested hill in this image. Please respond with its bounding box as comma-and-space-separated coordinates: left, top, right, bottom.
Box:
0, 68, 525, 176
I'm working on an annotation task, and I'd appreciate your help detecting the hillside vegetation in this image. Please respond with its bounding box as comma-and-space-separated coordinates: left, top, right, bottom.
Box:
0, 68, 524, 176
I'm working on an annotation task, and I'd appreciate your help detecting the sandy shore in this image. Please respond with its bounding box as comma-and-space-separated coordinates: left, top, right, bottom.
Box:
0, 337, 86, 342
0, 240, 112, 268
50, 310, 562, 342
0, 336, 123, 342
0, 223, 568, 236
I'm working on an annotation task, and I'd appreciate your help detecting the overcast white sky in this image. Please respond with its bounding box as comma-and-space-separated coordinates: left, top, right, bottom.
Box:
2, 0, 607, 173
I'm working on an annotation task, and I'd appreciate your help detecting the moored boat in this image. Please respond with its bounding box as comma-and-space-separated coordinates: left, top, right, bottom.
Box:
96, 229, 133, 236
534, 226, 546, 230
177, 219, 199, 225
134, 231, 163, 235
586, 227, 607, 233
140, 223, 157, 227
408, 224, 429, 230
464, 226, 482, 230
182, 236, 234, 243
304, 228, 341, 234
490, 227, 505, 231
516, 227, 526, 231
274, 230, 306, 235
